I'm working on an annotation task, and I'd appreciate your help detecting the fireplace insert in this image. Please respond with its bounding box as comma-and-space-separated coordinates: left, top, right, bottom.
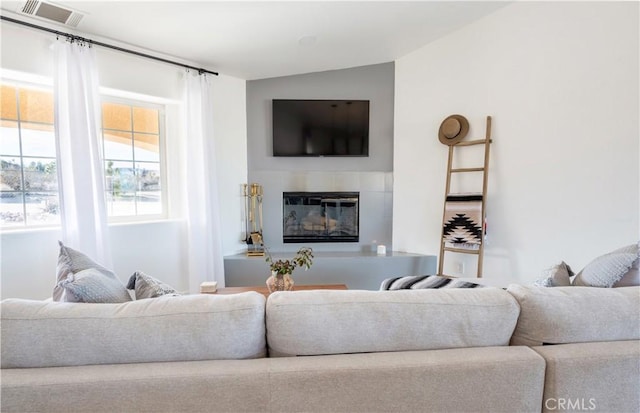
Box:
283, 192, 359, 243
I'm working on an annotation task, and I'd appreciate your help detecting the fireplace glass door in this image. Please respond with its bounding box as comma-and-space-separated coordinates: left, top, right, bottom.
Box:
283, 192, 359, 243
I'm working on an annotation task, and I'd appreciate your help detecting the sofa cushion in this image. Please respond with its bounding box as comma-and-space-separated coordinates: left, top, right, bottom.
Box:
1, 359, 272, 413
533, 341, 640, 413
1, 293, 266, 368
507, 284, 640, 346
0, 347, 545, 413
266, 288, 520, 357
54, 241, 131, 303
573, 243, 639, 287
266, 346, 545, 413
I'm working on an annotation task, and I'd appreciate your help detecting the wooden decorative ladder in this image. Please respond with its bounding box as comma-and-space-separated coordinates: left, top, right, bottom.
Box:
438, 116, 492, 278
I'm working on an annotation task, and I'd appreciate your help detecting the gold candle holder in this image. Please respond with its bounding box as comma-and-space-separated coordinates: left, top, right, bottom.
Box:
244, 183, 264, 256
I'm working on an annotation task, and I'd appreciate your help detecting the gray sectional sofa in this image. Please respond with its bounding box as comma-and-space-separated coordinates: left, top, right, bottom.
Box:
2, 285, 639, 413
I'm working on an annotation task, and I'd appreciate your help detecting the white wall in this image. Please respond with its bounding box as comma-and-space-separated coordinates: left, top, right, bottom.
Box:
0, 22, 247, 299
212, 74, 248, 256
393, 2, 639, 284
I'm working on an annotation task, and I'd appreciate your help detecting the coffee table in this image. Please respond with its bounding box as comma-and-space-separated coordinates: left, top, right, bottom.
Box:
205, 284, 347, 297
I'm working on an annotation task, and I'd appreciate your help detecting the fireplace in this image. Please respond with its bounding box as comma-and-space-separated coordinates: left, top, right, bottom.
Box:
283, 192, 359, 243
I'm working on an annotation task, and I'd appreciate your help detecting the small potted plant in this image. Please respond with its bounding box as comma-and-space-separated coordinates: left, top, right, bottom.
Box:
265, 247, 314, 292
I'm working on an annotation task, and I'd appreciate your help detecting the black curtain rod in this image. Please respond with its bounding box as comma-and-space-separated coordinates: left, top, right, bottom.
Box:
1, 15, 219, 76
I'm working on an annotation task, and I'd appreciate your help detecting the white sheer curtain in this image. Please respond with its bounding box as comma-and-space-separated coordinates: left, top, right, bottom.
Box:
183, 71, 225, 291
52, 39, 111, 267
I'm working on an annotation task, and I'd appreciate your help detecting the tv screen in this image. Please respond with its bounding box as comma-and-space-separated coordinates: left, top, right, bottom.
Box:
272, 99, 369, 157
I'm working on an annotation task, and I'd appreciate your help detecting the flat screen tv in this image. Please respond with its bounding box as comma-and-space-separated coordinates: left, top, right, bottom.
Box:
272, 99, 369, 157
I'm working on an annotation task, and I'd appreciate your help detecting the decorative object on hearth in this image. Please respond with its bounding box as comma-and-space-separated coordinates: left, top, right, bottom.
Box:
265, 247, 314, 293
438, 114, 469, 146
438, 115, 492, 278
243, 183, 264, 256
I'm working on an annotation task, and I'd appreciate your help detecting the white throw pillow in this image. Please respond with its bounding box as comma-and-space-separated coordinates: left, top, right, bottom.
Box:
54, 241, 131, 303
613, 257, 639, 287
573, 243, 639, 288
59, 268, 133, 303
533, 261, 574, 287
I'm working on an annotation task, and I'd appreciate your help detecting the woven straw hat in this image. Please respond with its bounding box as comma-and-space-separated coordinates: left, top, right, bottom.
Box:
438, 114, 469, 145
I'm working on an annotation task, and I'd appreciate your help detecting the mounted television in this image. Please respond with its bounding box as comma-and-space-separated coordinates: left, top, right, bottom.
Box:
272, 99, 369, 157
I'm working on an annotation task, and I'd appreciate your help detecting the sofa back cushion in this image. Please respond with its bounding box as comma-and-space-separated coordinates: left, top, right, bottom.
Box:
507, 284, 640, 346
266, 288, 520, 357
1, 293, 266, 368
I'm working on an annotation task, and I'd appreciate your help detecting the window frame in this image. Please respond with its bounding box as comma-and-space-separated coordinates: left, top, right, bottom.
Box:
0, 78, 60, 230
0, 74, 170, 231
100, 95, 168, 223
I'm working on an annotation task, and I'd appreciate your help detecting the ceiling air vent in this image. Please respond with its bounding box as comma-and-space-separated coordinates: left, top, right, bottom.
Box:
18, 0, 84, 27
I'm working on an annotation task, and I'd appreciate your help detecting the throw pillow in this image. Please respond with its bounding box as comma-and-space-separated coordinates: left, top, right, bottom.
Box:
573, 243, 639, 288
380, 274, 485, 289
126, 271, 180, 299
613, 255, 639, 287
54, 241, 131, 303
58, 268, 133, 303
533, 261, 574, 287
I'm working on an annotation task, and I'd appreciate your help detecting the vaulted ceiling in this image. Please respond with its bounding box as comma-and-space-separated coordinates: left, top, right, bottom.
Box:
1, 1, 508, 80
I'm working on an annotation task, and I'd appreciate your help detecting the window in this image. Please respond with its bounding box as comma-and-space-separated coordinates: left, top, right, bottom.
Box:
0, 83, 60, 228
102, 100, 165, 219
0, 80, 167, 229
